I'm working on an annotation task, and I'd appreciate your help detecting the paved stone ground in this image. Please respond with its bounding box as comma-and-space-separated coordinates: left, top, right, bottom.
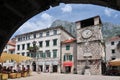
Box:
8, 72, 120, 80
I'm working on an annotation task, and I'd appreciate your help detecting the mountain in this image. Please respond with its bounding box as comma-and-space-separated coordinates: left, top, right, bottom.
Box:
50, 20, 76, 37
50, 20, 120, 39
102, 22, 120, 39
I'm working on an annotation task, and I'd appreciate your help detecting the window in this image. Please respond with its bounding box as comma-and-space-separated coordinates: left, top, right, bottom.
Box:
53, 39, 57, 46
22, 44, 25, 50
10, 51, 14, 54
22, 52, 25, 56
17, 45, 20, 50
26, 35, 30, 40
46, 31, 49, 36
39, 51, 43, 58
27, 52, 30, 57
46, 50, 51, 58
69, 55, 72, 61
39, 32, 43, 37
66, 45, 70, 50
39, 41, 43, 47
53, 50, 57, 58
43, 52, 46, 58
33, 33, 36, 38
112, 49, 115, 54
5, 46, 7, 49
63, 54, 72, 61
27, 43, 30, 49
46, 40, 50, 47
32, 41, 36, 47
23, 37, 25, 40
18, 38, 21, 41
111, 57, 116, 60
18, 37, 22, 41
53, 30, 57, 35
111, 41, 114, 45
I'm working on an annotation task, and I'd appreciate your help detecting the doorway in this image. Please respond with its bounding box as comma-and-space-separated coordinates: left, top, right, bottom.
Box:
53, 65, 58, 72
39, 65, 43, 72
46, 65, 49, 72
32, 61, 36, 71
65, 66, 71, 73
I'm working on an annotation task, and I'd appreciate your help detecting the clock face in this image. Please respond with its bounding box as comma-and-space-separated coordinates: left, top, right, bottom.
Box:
82, 29, 92, 38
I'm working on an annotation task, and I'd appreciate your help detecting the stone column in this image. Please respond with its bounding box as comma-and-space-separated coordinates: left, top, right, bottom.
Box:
49, 63, 53, 73
58, 64, 61, 73
43, 61, 46, 72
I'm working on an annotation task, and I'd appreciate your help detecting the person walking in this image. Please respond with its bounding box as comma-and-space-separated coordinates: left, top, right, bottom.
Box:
37, 66, 41, 74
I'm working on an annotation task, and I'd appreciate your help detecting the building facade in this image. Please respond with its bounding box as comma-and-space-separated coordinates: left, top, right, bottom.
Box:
3, 38, 16, 54
76, 16, 105, 75
15, 26, 75, 73
61, 39, 77, 73
105, 35, 120, 61
2, 38, 16, 66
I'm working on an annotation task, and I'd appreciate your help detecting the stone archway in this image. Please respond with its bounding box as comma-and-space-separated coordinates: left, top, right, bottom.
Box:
0, 0, 120, 54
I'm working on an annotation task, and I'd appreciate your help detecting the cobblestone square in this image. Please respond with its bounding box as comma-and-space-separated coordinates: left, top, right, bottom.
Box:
8, 72, 120, 80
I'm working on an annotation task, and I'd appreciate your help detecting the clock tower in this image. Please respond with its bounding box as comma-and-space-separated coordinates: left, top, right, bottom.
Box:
76, 16, 105, 75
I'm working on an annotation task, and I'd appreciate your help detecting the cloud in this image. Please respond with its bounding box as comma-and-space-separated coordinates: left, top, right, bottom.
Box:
61, 4, 72, 13
41, 13, 53, 20
104, 8, 113, 17
13, 13, 55, 36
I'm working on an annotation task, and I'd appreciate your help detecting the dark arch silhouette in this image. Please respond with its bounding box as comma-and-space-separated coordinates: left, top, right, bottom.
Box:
0, 0, 120, 55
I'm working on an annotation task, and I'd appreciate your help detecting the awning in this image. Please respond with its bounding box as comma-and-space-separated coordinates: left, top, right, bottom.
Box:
109, 58, 120, 66
63, 61, 73, 66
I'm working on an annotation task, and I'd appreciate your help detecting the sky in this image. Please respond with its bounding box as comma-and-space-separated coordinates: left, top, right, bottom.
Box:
12, 3, 120, 37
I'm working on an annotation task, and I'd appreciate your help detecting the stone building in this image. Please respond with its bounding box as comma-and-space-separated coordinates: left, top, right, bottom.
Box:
3, 38, 16, 54
76, 16, 105, 75
2, 38, 16, 66
15, 26, 75, 73
61, 38, 77, 73
105, 35, 120, 61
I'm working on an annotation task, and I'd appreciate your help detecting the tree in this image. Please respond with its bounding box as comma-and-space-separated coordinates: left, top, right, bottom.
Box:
27, 45, 39, 58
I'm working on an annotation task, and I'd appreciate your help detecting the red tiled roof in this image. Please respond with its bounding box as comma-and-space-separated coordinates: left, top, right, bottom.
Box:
7, 41, 16, 46
62, 38, 76, 44
9, 48, 15, 51
109, 36, 120, 41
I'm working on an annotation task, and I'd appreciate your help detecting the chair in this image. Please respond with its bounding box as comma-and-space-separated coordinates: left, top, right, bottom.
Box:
2, 73, 8, 80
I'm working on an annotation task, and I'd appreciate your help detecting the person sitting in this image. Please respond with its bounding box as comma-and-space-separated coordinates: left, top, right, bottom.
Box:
22, 65, 26, 72
2, 66, 7, 73
0, 64, 3, 73
16, 65, 21, 73
6, 67, 11, 73
26, 66, 30, 76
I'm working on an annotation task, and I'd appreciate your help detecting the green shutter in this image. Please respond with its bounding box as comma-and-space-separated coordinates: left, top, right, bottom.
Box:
69, 55, 72, 61
43, 53, 46, 58
64, 55, 66, 61
66, 45, 70, 50
49, 52, 51, 57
